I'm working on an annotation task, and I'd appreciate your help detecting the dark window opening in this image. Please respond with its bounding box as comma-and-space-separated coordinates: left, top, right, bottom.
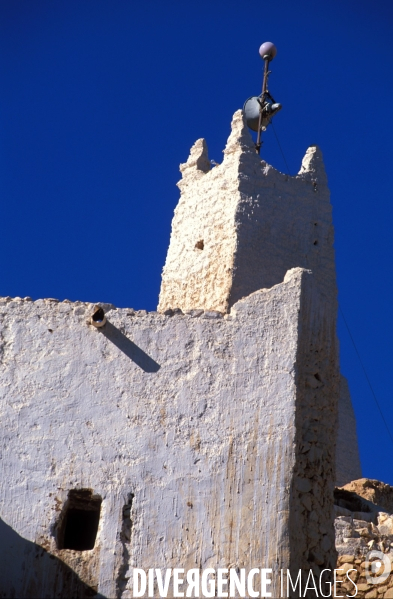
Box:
334, 488, 371, 513
195, 240, 204, 250
57, 489, 102, 551
64, 508, 100, 550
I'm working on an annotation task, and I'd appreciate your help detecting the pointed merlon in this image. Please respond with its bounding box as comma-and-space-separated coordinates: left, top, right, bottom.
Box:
223, 109, 257, 156
298, 145, 328, 186
179, 138, 211, 176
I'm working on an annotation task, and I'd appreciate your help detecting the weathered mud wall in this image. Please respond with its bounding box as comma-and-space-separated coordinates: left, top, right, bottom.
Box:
289, 269, 340, 582
0, 268, 337, 598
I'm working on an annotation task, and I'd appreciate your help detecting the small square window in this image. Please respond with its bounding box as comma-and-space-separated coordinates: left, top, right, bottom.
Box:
57, 489, 102, 551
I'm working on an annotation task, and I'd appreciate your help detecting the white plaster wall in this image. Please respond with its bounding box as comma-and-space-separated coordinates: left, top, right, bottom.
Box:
0, 269, 336, 598
231, 132, 336, 310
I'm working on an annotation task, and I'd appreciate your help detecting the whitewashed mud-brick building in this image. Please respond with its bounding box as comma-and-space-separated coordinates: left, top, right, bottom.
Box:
0, 110, 361, 598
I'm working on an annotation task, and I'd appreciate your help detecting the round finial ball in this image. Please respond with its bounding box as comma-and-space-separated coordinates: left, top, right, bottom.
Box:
259, 41, 277, 60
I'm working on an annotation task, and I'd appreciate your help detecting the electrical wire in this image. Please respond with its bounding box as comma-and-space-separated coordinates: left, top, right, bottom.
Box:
339, 305, 393, 448
271, 121, 291, 176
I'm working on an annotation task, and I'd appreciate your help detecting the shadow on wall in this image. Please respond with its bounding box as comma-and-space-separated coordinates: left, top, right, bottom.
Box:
0, 517, 105, 599
100, 321, 160, 373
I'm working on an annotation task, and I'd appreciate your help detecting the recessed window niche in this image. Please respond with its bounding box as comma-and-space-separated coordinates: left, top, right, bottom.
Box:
57, 489, 102, 551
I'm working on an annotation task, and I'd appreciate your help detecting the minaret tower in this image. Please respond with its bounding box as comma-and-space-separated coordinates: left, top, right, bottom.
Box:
158, 110, 336, 316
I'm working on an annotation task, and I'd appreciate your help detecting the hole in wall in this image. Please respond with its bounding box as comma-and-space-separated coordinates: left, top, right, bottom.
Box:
334, 488, 371, 513
313, 240, 318, 246
57, 489, 102, 551
195, 240, 204, 250
314, 373, 321, 382
92, 307, 105, 323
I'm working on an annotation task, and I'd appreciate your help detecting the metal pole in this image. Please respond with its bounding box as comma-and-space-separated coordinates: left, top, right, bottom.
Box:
255, 58, 270, 155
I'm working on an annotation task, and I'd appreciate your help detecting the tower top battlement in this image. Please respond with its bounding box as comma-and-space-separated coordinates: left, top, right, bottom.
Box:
158, 109, 335, 314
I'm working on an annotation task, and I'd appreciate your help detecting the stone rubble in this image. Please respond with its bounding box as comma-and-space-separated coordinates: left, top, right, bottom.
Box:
334, 479, 393, 598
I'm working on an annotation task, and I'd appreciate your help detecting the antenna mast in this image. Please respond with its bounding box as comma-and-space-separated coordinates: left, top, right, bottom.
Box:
243, 42, 282, 155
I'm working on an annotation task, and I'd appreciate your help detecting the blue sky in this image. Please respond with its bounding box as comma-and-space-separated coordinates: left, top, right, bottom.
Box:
1, 0, 392, 484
